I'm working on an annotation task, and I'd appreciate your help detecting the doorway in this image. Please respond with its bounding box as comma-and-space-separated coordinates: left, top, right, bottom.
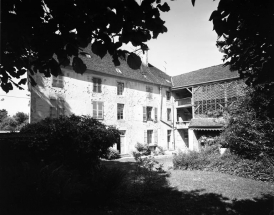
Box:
118, 130, 126, 154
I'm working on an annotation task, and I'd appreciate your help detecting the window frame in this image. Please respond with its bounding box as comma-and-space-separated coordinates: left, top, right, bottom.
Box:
92, 77, 102, 93
147, 130, 153, 144
117, 82, 124, 95
167, 108, 172, 121
166, 91, 171, 101
117, 103, 124, 120
52, 74, 64, 88
50, 98, 65, 118
93, 101, 104, 119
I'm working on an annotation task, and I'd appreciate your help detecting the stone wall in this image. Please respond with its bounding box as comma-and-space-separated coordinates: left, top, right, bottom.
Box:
30, 68, 174, 154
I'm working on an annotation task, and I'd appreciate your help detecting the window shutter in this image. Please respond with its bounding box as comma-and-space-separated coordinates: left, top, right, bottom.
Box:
92, 78, 97, 92
93, 101, 97, 118
144, 130, 147, 144
154, 129, 158, 144
154, 107, 158, 122
98, 79, 102, 93
143, 106, 147, 122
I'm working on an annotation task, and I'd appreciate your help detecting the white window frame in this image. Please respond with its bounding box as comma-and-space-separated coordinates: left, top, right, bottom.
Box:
93, 101, 104, 119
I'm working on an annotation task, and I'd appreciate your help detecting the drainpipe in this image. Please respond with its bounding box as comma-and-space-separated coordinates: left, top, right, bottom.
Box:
172, 90, 176, 151
160, 85, 163, 120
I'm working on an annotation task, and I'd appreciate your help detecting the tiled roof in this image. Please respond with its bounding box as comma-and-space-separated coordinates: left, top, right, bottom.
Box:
76, 48, 172, 86
172, 64, 239, 88
189, 118, 223, 128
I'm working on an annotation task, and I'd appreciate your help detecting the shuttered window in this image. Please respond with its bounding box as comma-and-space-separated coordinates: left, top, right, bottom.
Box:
93, 101, 104, 119
147, 130, 153, 144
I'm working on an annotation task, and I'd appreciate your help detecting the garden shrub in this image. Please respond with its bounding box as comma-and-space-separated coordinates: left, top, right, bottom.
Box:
134, 142, 165, 156
18, 115, 120, 172
173, 147, 274, 183
135, 142, 151, 156
220, 89, 274, 159
102, 147, 121, 160
0, 115, 124, 213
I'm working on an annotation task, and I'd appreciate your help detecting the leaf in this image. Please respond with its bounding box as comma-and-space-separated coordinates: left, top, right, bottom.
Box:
209, 10, 221, 21
92, 41, 107, 59
72, 56, 87, 74
1, 82, 13, 93
18, 78, 27, 85
157, 2, 170, 12
49, 58, 61, 77
127, 53, 141, 70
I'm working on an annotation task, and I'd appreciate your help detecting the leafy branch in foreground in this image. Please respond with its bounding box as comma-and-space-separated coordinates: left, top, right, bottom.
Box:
1, 0, 170, 92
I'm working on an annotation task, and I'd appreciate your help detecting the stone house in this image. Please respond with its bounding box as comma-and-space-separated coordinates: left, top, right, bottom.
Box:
30, 51, 174, 155
171, 65, 246, 151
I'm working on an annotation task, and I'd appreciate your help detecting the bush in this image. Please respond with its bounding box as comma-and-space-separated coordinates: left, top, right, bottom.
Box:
220, 89, 274, 159
102, 147, 121, 160
173, 146, 274, 182
135, 142, 151, 156
18, 115, 120, 172
134, 142, 165, 156
1, 155, 128, 213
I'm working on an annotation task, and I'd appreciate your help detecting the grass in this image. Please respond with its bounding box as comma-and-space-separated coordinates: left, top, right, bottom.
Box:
99, 155, 274, 215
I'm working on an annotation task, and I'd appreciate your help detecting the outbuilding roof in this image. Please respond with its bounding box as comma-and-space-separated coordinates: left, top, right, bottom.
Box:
77, 48, 172, 87
172, 64, 239, 88
189, 118, 224, 130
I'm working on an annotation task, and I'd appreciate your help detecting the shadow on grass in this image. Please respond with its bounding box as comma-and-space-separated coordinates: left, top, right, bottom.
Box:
100, 159, 274, 215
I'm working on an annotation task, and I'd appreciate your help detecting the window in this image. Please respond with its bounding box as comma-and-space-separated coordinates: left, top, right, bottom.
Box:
117, 82, 124, 95
147, 130, 153, 144
52, 75, 64, 88
144, 130, 158, 145
50, 98, 65, 118
166, 91, 171, 100
146, 86, 153, 99
93, 101, 104, 119
167, 108, 171, 121
167, 130, 171, 143
143, 106, 153, 121
93, 77, 102, 93
117, 104, 124, 120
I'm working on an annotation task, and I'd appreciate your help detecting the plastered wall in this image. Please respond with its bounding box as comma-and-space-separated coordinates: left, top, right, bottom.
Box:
30, 68, 174, 154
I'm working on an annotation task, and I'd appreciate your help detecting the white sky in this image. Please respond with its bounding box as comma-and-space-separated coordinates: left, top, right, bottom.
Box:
0, 0, 222, 115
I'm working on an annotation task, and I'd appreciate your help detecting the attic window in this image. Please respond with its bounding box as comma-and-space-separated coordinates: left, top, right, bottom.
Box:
116, 68, 122, 74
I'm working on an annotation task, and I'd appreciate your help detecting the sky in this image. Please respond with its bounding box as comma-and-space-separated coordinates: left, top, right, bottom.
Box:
0, 0, 223, 115
145, 0, 223, 76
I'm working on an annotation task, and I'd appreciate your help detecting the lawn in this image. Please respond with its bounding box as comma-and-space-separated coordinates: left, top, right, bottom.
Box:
100, 155, 274, 215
